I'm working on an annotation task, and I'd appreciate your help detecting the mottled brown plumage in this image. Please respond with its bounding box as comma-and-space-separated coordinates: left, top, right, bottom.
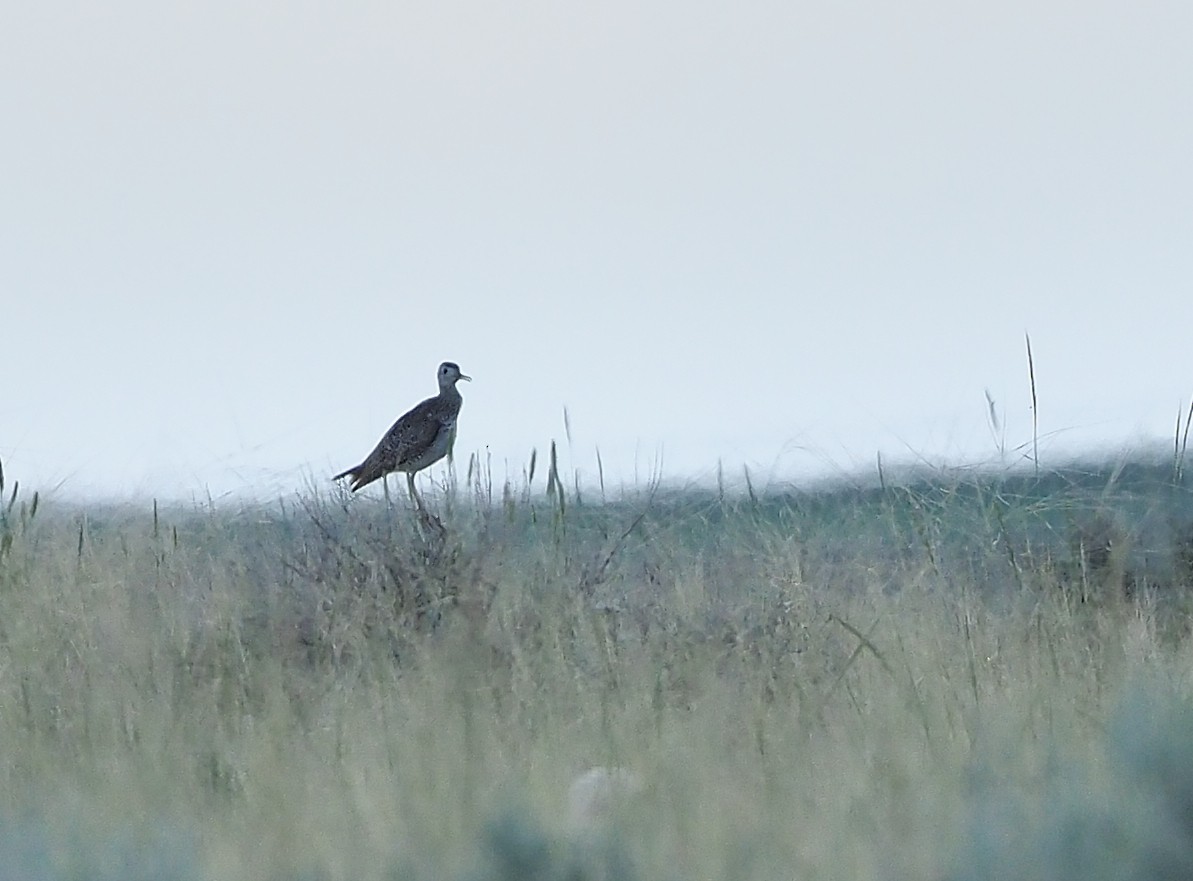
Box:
334, 362, 470, 502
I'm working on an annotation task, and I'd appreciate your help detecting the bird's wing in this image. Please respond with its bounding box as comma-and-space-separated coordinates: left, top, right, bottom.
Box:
382, 397, 445, 468
338, 396, 450, 491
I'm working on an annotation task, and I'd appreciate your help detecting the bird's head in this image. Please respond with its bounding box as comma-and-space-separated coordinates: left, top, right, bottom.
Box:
438, 361, 472, 388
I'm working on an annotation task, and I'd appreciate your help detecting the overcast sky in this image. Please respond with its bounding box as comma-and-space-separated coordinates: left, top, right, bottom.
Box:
2, 0, 1191, 502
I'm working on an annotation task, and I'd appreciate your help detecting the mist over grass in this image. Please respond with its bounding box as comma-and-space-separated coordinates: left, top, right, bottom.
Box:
1, 452, 1193, 879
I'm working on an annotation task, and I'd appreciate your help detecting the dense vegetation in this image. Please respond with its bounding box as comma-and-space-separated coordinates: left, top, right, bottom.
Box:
1, 452, 1192, 880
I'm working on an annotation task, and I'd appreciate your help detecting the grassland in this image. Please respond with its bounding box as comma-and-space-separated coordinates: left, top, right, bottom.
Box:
1, 452, 1193, 880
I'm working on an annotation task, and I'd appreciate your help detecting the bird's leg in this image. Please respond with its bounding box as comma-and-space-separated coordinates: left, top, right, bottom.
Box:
407, 471, 445, 541
380, 473, 397, 540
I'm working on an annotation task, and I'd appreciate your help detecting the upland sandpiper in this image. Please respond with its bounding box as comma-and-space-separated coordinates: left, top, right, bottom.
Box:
334, 361, 471, 506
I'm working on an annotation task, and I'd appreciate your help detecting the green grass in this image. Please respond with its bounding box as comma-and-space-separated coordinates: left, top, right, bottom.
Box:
1, 454, 1193, 879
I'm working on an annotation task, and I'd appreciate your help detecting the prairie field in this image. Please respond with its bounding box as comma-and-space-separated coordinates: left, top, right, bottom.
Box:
2, 454, 1193, 880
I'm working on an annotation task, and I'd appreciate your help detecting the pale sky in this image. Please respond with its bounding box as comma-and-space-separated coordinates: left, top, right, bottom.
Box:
2, 0, 1191, 501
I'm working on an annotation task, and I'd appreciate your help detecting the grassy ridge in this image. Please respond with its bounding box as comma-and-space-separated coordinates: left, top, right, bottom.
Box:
0, 456, 1192, 879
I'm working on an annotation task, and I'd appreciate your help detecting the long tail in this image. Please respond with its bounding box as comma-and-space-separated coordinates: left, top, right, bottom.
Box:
332, 464, 363, 488
333, 462, 387, 492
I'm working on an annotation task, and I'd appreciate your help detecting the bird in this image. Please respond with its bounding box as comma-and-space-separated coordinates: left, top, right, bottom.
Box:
333, 361, 471, 506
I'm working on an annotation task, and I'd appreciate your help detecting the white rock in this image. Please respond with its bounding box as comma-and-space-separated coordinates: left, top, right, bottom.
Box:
565, 766, 644, 834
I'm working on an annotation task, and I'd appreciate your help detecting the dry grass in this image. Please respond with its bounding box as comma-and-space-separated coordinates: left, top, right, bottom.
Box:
1, 456, 1193, 879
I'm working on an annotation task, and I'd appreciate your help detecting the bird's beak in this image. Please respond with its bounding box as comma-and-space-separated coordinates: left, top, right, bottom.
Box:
460, 373, 472, 382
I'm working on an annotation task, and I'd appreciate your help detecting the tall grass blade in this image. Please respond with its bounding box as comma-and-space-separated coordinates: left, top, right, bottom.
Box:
1025, 331, 1040, 477
1175, 398, 1193, 485
985, 388, 1001, 436
546, 441, 565, 520
985, 388, 1006, 461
